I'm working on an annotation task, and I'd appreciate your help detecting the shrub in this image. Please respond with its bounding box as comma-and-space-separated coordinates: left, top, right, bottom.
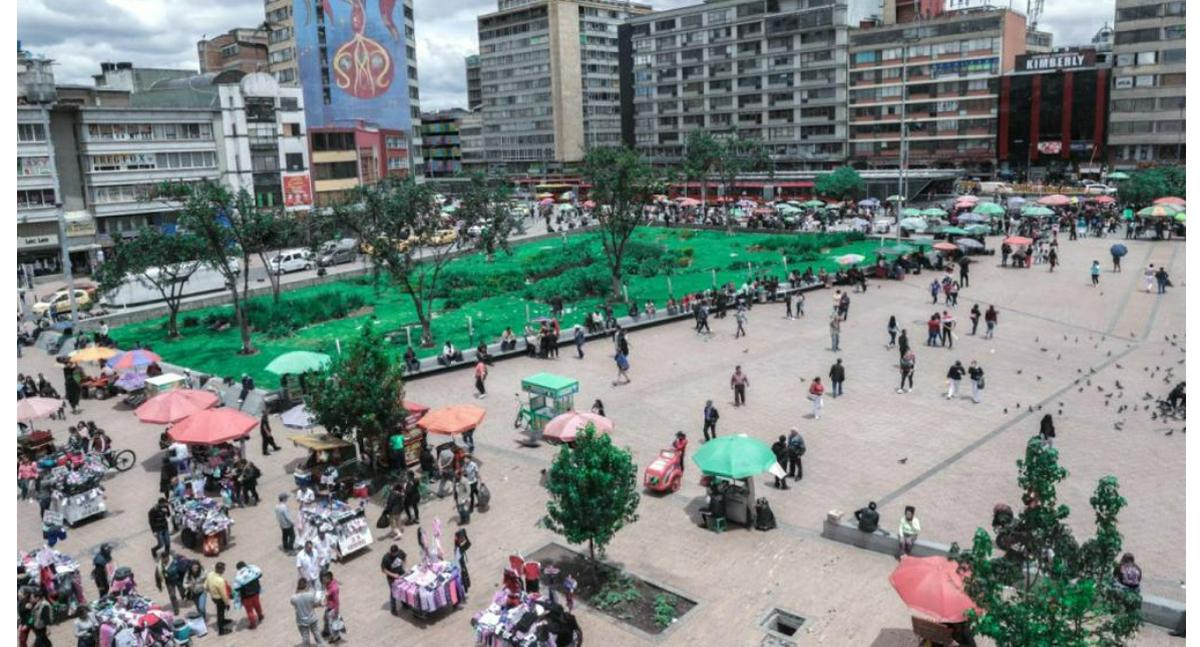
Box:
181, 316, 199, 328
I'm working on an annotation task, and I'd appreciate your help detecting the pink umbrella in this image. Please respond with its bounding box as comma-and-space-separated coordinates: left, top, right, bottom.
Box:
889, 556, 979, 623
1037, 194, 1070, 206
538, 198, 554, 206
107, 349, 162, 371
1154, 196, 1185, 206
17, 397, 63, 422
168, 408, 258, 446
136, 389, 219, 424
1091, 196, 1117, 204
542, 411, 614, 443
678, 198, 701, 207
955, 195, 979, 204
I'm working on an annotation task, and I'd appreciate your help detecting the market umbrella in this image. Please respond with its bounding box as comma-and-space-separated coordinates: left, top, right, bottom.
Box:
538, 198, 554, 206
168, 408, 258, 445
899, 217, 928, 231
834, 253, 866, 266
1091, 195, 1117, 204
922, 207, 948, 218
901, 208, 923, 217
1020, 206, 1054, 218
962, 224, 990, 236
106, 349, 162, 371
776, 203, 801, 214
957, 213, 988, 224
1153, 197, 1185, 207
560, 191, 574, 201
975, 203, 1005, 216
582, 200, 596, 209
737, 199, 757, 208
939, 226, 968, 236
1138, 204, 1180, 218
677, 197, 700, 207
136, 389, 220, 424
115, 372, 146, 392
692, 434, 778, 479
954, 195, 979, 204
265, 351, 331, 376
1006, 196, 1027, 208
69, 346, 120, 364
418, 404, 487, 435
1004, 236, 1033, 247
281, 403, 316, 429
1037, 194, 1070, 206
846, 217, 870, 228
542, 411, 613, 443
1174, 212, 1186, 223
1106, 171, 1130, 181
858, 198, 881, 207
932, 242, 959, 252
878, 243, 917, 256
889, 556, 979, 624
955, 238, 984, 250
441, 205, 458, 215
535, 193, 554, 199
1110, 244, 1128, 258
953, 200, 976, 210
17, 397, 62, 422
802, 199, 824, 208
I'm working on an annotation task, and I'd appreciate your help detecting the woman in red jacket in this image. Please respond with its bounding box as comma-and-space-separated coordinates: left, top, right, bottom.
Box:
808, 377, 825, 421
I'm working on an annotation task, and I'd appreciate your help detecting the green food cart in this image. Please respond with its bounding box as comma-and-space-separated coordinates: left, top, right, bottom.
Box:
517, 373, 579, 443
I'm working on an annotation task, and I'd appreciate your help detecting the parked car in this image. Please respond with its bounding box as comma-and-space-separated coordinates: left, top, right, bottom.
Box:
268, 249, 315, 274
979, 182, 1014, 195
317, 238, 359, 267
424, 229, 459, 246
32, 289, 92, 316
1083, 183, 1118, 196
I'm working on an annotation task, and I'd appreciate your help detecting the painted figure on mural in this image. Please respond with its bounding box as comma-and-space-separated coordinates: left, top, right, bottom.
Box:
305, 0, 402, 100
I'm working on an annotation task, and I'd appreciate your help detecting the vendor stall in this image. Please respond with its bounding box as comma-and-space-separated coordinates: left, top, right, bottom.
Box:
19, 547, 87, 618
296, 498, 373, 559
145, 373, 187, 397
392, 560, 466, 618
90, 592, 176, 647
40, 452, 109, 526
189, 442, 245, 494
290, 434, 361, 497
401, 400, 430, 467
517, 374, 579, 441
170, 496, 233, 556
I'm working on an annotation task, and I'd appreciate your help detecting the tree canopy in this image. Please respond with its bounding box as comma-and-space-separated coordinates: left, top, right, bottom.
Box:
1116, 166, 1185, 206
682, 130, 722, 207
815, 166, 865, 201
459, 172, 521, 262
581, 145, 663, 300
93, 226, 207, 338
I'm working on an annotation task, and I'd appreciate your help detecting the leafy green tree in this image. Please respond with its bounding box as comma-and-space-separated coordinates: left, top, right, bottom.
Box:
714, 135, 770, 227
307, 322, 407, 465
814, 166, 865, 201
682, 130, 722, 210
93, 226, 207, 338
545, 424, 640, 565
1117, 165, 1185, 206
460, 172, 521, 262
581, 146, 663, 299
950, 437, 1141, 646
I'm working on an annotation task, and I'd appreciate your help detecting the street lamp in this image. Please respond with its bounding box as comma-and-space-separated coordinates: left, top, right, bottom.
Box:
54, 204, 79, 326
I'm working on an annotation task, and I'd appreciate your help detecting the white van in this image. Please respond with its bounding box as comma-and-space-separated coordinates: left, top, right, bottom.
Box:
978, 182, 1015, 195
268, 249, 314, 274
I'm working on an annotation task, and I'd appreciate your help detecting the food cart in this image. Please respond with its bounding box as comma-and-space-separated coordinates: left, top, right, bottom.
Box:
145, 373, 187, 397
517, 374, 579, 441
699, 475, 756, 528
297, 498, 374, 560
290, 434, 362, 496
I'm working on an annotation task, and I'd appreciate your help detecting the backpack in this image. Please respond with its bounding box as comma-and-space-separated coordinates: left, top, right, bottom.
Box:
754, 499, 777, 531
167, 557, 193, 584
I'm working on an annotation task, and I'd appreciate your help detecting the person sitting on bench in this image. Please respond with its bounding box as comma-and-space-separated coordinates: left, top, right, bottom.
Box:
403, 346, 420, 373
500, 328, 517, 352
438, 341, 463, 366
855, 501, 880, 533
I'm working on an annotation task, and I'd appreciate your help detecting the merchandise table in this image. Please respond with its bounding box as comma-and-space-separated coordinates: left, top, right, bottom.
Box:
90, 592, 175, 647
391, 560, 466, 618
170, 496, 233, 556
18, 547, 86, 615
297, 499, 374, 559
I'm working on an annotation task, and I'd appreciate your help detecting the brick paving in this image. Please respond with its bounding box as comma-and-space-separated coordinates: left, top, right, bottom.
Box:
20, 234, 1184, 646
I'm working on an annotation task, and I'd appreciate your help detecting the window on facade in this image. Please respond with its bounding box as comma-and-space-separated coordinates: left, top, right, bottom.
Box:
1161, 48, 1186, 64
18, 156, 51, 176
285, 153, 305, 171
1159, 96, 1185, 111
1159, 73, 1185, 86
1136, 51, 1157, 65
1163, 25, 1185, 40
17, 123, 46, 142
1115, 28, 1162, 44
17, 188, 55, 208
1115, 53, 1134, 66
1135, 75, 1155, 87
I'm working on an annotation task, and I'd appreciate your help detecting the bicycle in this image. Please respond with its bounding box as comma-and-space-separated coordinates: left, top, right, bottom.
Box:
102, 448, 137, 473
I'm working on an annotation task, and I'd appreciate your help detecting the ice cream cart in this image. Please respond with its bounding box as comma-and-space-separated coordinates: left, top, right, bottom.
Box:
516, 373, 579, 444
145, 373, 187, 397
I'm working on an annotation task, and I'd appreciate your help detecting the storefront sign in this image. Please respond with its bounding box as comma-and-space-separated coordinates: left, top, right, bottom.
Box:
1037, 141, 1063, 154
282, 172, 313, 209
19, 234, 58, 249
1016, 49, 1096, 72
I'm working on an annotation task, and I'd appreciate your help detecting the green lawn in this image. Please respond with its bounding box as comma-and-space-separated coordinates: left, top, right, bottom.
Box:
111, 228, 893, 385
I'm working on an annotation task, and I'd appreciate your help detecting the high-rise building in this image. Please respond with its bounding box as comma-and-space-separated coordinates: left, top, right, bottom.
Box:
621, 0, 880, 171
292, 0, 423, 175
459, 110, 486, 173
265, 0, 299, 85
197, 28, 270, 75
1107, 0, 1185, 168
422, 109, 467, 177
476, 0, 653, 171
847, 8, 1028, 173
466, 54, 483, 110
17, 105, 67, 276
17, 47, 56, 105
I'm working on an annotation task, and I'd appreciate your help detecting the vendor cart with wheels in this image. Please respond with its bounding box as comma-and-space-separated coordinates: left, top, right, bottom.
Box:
643, 448, 684, 493
290, 433, 363, 498
18, 430, 57, 459
515, 373, 579, 444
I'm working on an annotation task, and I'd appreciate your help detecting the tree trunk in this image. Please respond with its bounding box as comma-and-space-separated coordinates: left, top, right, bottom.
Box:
610, 266, 623, 302
230, 289, 254, 355
166, 307, 180, 339
419, 319, 434, 347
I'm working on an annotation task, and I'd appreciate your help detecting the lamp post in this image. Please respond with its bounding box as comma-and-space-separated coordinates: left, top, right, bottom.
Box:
55, 205, 79, 326
896, 37, 916, 245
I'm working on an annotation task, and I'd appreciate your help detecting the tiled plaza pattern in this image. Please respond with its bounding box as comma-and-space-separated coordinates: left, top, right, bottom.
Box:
19, 234, 1184, 646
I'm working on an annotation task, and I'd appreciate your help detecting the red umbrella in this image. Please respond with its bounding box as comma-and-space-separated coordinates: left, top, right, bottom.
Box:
542, 411, 613, 443
889, 556, 979, 623
168, 408, 257, 445
1003, 235, 1033, 247
932, 242, 959, 252
1037, 194, 1070, 206
17, 397, 63, 422
136, 389, 219, 424
1091, 196, 1117, 204
1153, 196, 1185, 206
417, 404, 486, 435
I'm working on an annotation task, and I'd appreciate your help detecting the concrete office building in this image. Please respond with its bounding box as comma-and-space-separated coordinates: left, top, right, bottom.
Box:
309, 123, 413, 206
265, 0, 299, 85
847, 8, 1028, 173
17, 106, 72, 276
197, 28, 270, 75
459, 111, 487, 173
17, 47, 56, 105
466, 54, 484, 110
1107, 0, 1185, 168
621, 0, 881, 171
476, 0, 653, 171
422, 109, 467, 177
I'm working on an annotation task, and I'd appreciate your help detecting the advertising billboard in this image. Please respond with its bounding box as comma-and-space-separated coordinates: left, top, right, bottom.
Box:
282, 172, 314, 209
293, 0, 414, 132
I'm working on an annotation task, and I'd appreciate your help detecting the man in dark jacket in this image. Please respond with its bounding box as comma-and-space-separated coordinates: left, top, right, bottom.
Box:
855, 501, 880, 532
786, 428, 805, 481
828, 359, 846, 398
771, 435, 789, 490
148, 498, 171, 558
403, 472, 421, 523
702, 400, 719, 442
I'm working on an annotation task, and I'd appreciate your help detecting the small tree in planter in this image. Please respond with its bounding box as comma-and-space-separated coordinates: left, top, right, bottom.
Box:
814, 165, 865, 202
545, 424, 640, 567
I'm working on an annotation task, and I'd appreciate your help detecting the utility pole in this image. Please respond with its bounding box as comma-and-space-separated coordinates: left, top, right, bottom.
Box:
896, 39, 911, 244
55, 207, 79, 326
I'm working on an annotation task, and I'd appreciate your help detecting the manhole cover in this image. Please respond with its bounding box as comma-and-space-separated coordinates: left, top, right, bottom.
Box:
761, 608, 806, 643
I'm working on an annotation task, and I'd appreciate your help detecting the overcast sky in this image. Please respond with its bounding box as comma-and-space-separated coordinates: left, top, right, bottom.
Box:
19, 0, 1114, 111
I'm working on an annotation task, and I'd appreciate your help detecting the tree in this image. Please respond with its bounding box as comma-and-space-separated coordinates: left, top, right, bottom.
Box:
93, 226, 206, 338
949, 437, 1141, 645
544, 424, 640, 565
307, 322, 406, 466
337, 178, 458, 346
713, 134, 770, 228
815, 165, 865, 201
1117, 165, 1185, 206
682, 130, 721, 211
459, 172, 521, 262
581, 145, 663, 300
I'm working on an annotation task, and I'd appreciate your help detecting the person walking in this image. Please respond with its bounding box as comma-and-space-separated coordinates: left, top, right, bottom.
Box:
968, 361, 985, 404
1039, 414, 1056, 447
984, 306, 998, 339
959, 259, 970, 287
91, 544, 113, 598
1112, 249, 1122, 272
1090, 260, 1102, 286
702, 400, 720, 442
969, 304, 981, 336
403, 471, 421, 523
184, 560, 207, 620
808, 377, 825, 420
462, 456, 481, 513
205, 562, 233, 636
929, 279, 941, 304
1143, 264, 1156, 292
898, 350, 916, 394
385, 481, 405, 540
1156, 266, 1170, 294
573, 325, 585, 359
838, 291, 850, 321
794, 291, 805, 318
290, 578, 324, 646
1047, 247, 1058, 272
276, 493, 296, 553
828, 359, 845, 398
887, 315, 898, 348
612, 349, 631, 386
148, 498, 171, 559
29, 590, 52, 647
898, 506, 921, 556
380, 545, 406, 616
240, 460, 262, 505
153, 552, 186, 615
786, 428, 805, 481
730, 366, 749, 407
234, 561, 265, 630
941, 311, 955, 349
829, 314, 841, 352
734, 305, 748, 338
320, 571, 343, 643
473, 360, 488, 399
897, 329, 910, 359
926, 313, 942, 347
946, 360, 965, 400
261, 410, 280, 456
296, 541, 322, 591
771, 435, 790, 490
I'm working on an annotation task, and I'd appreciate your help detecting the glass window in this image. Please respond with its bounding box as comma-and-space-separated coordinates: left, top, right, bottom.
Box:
1163, 25, 1185, 40
1115, 53, 1134, 66
1136, 51, 1157, 65
1162, 48, 1186, 64
1135, 75, 1155, 87
17, 123, 46, 142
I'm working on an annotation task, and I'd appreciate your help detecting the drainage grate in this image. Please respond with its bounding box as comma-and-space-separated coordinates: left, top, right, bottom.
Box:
761, 608, 806, 643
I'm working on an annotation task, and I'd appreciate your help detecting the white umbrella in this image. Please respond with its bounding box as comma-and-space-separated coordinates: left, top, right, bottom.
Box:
956, 238, 985, 250
281, 403, 316, 429
899, 217, 928, 232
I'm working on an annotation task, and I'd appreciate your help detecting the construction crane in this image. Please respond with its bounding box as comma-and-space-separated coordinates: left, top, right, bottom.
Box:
1026, 0, 1044, 31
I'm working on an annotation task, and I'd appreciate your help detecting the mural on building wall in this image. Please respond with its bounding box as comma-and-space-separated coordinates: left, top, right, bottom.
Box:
282, 172, 314, 209
294, 0, 412, 132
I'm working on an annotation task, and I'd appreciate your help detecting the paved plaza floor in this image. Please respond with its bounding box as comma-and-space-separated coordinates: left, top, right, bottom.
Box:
19, 234, 1185, 646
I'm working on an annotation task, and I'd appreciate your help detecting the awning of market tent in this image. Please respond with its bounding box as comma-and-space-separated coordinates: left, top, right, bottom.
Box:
677, 197, 701, 207
1020, 206, 1055, 218
106, 349, 162, 371
582, 200, 596, 209
136, 389, 219, 424
802, 199, 825, 208
889, 556, 979, 624
886, 195, 905, 202
418, 404, 487, 435
901, 208, 923, 217
974, 203, 1005, 217
265, 351, 331, 376
115, 372, 146, 392
692, 434, 781, 479
69, 346, 120, 364
1036, 194, 1070, 206
168, 408, 258, 445
1003, 236, 1033, 247
17, 397, 62, 423
517, 373, 580, 437
1153, 196, 1185, 207
1138, 204, 1181, 218
281, 403, 316, 429
542, 411, 613, 444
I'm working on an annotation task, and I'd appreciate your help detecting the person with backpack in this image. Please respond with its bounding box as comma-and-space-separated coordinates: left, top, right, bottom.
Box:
786, 428, 806, 481
234, 561, 264, 630
240, 460, 262, 506
92, 544, 114, 597
154, 552, 188, 614
612, 349, 631, 386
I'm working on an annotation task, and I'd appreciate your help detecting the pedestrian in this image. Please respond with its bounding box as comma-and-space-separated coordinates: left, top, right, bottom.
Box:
734, 306, 747, 338
672, 431, 688, 468
29, 589, 52, 647
969, 304, 981, 335
926, 313, 941, 347
148, 498, 171, 559
1090, 260, 1101, 286
73, 606, 98, 647
296, 541, 321, 591
929, 279, 941, 304
887, 315, 898, 348
1112, 250, 1122, 272
320, 571, 343, 643
612, 349, 631, 386
276, 493, 296, 553
730, 366, 749, 407
898, 506, 921, 556
855, 501, 880, 532
968, 361, 985, 404
290, 578, 324, 646
1155, 266, 1170, 294
1039, 414, 1056, 448
184, 560, 207, 619
829, 314, 841, 352
261, 410, 280, 456
240, 460, 262, 505
473, 359, 488, 398
403, 470, 421, 523
454, 529, 472, 593
808, 377, 825, 420
898, 350, 916, 394
941, 311, 955, 349
1048, 247, 1058, 272
794, 291, 805, 317
898, 329, 910, 358
828, 359, 845, 398
984, 306, 998, 339
205, 561, 233, 636
959, 259, 970, 287
771, 435, 789, 490
385, 481, 405, 540
463, 456, 481, 513
153, 552, 186, 615
380, 545, 406, 616
615, 326, 630, 357
1143, 264, 1155, 292
946, 360, 965, 400
838, 291, 850, 320
702, 399, 719, 442
591, 399, 606, 416
784, 290, 794, 319
234, 561, 264, 630
573, 325, 585, 359
786, 428, 805, 481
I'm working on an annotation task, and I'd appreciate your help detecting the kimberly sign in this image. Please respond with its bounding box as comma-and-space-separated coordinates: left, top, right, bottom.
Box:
1016, 49, 1096, 72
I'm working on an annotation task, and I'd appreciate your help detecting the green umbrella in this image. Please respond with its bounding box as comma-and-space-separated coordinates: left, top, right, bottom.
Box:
940, 226, 968, 235
879, 243, 917, 256
802, 199, 825, 208
922, 207, 948, 218
1020, 206, 1054, 218
901, 208, 923, 217
1107, 171, 1130, 181
963, 224, 990, 235
730, 207, 746, 217
1138, 204, 1180, 218
441, 205, 458, 214
776, 203, 801, 214
975, 203, 1005, 216
265, 351, 332, 376
1174, 212, 1186, 223
692, 434, 779, 479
